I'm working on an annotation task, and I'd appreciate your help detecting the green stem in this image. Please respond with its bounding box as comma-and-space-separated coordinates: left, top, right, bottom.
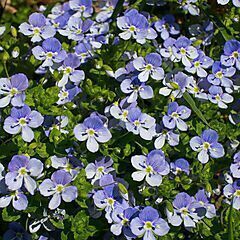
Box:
3, 61, 9, 78
228, 201, 234, 240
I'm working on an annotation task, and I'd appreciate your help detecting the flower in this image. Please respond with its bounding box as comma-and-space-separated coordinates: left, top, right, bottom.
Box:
195, 189, 216, 218
0, 73, 28, 108
116, 9, 149, 43
185, 50, 213, 77
69, 0, 93, 18
39, 170, 78, 210
230, 151, 240, 178
163, 102, 191, 131
207, 61, 235, 89
74, 114, 112, 152
130, 206, 170, 240
5, 155, 43, 195
51, 155, 83, 178
166, 192, 202, 228
133, 53, 164, 82
131, 150, 170, 186
178, 0, 200, 15
190, 129, 225, 163
0, 190, 28, 211
58, 16, 93, 41
221, 40, 240, 69
58, 53, 85, 87
223, 179, 240, 210
3, 105, 44, 142
32, 37, 67, 68
173, 36, 199, 67
126, 107, 156, 140
110, 206, 138, 237
3, 222, 31, 240
57, 84, 81, 105
217, 0, 240, 7
170, 158, 190, 175
120, 77, 154, 103
85, 157, 114, 184
19, 13, 55, 42
208, 86, 233, 109
154, 14, 180, 40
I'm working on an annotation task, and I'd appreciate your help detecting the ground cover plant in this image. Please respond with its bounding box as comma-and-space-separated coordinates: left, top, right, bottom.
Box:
0, 0, 240, 239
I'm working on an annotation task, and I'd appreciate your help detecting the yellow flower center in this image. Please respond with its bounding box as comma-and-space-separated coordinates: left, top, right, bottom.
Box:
146, 165, 153, 174
235, 190, 240, 196
18, 167, 27, 175
56, 184, 64, 193
215, 71, 223, 79
233, 51, 239, 58
145, 64, 152, 71
144, 221, 153, 230
107, 198, 115, 206
87, 128, 95, 136
65, 67, 72, 74
46, 52, 53, 58
129, 26, 136, 32
19, 118, 27, 126
180, 48, 186, 55
203, 142, 210, 150
97, 166, 104, 173
33, 28, 40, 34
10, 88, 18, 96
194, 61, 200, 67
134, 120, 140, 126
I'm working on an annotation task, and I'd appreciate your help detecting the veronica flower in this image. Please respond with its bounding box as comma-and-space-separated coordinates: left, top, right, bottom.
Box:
75, 42, 93, 63
120, 77, 154, 103
39, 170, 78, 210
59, 16, 93, 41
185, 51, 213, 77
85, 157, 114, 184
69, 0, 93, 18
223, 180, 240, 210
74, 114, 112, 152
0, 190, 28, 211
3, 222, 31, 240
110, 98, 137, 123
51, 155, 83, 178
154, 124, 180, 149
32, 38, 67, 68
230, 152, 240, 178
159, 72, 192, 98
173, 36, 199, 67
116, 9, 149, 43
58, 53, 85, 87
178, 0, 200, 16
130, 206, 170, 240
93, 184, 126, 223
57, 84, 81, 105
195, 189, 216, 218
131, 150, 170, 186
166, 192, 202, 228
19, 13, 55, 42
5, 155, 43, 195
154, 14, 180, 40
163, 102, 191, 131
0, 73, 28, 108
190, 129, 225, 163
221, 40, 240, 69
208, 86, 233, 109
170, 158, 190, 175
217, 0, 240, 7
207, 61, 235, 89
186, 77, 208, 100
133, 53, 164, 82
96, 0, 118, 22
126, 107, 156, 140
160, 37, 177, 62
4, 105, 44, 142
111, 206, 138, 237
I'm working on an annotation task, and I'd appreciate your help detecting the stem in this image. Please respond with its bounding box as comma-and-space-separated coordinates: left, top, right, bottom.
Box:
116, 40, 130, 62
3, 61, 9, 78
228, 200, 234, 240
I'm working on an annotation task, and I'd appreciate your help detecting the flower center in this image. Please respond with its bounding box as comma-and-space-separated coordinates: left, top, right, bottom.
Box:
203, 142, 210, 150
87, 128, 95, 136
122, 110, 128, 119
56, 184, 64, 193
121, 218, 129, 225
129, 25, 136, 32
80, 5, 86, 11
180, 48, 186, 55
64, 67, 72, 74
62, 91, 69, 98
134, 120, 140, 126
97, 166, 104, 173
181, 207, 189, 215
10, 87, 18, 96
171, 112, 179, 118
65, 163, 72, 172
146, 165, 153, 174
144, 221, 153, 230
46, 52, 54, 58
19, 118, 27, 126
235, 190, 240, 196
76, 29, 82, 34
215, 71, 223, 79
33, 27, 40, 34
194, 61, 200, 68
193, 86, 199, 93
233, 51, 239, 58
18, 167, 27, 175
215, 95, 221, 101
145, 64, 152, 71
107, 197, 115, 206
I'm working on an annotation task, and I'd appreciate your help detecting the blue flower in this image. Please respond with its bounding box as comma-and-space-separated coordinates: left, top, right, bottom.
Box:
130, 206, 170, 240
4, 105, 44, 142
74, 114, 112, 152
230, 151, 240, 178
223, 179, 240, 210
131, 150, 170, 186
170, 158, 190, 175
163, 102, 191, 131
190, 129, 225, 163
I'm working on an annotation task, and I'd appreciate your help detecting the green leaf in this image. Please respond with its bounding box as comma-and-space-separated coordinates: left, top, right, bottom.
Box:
2, 208, 20, 222
228, 202, 234, 240
183, 92, 211, 128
